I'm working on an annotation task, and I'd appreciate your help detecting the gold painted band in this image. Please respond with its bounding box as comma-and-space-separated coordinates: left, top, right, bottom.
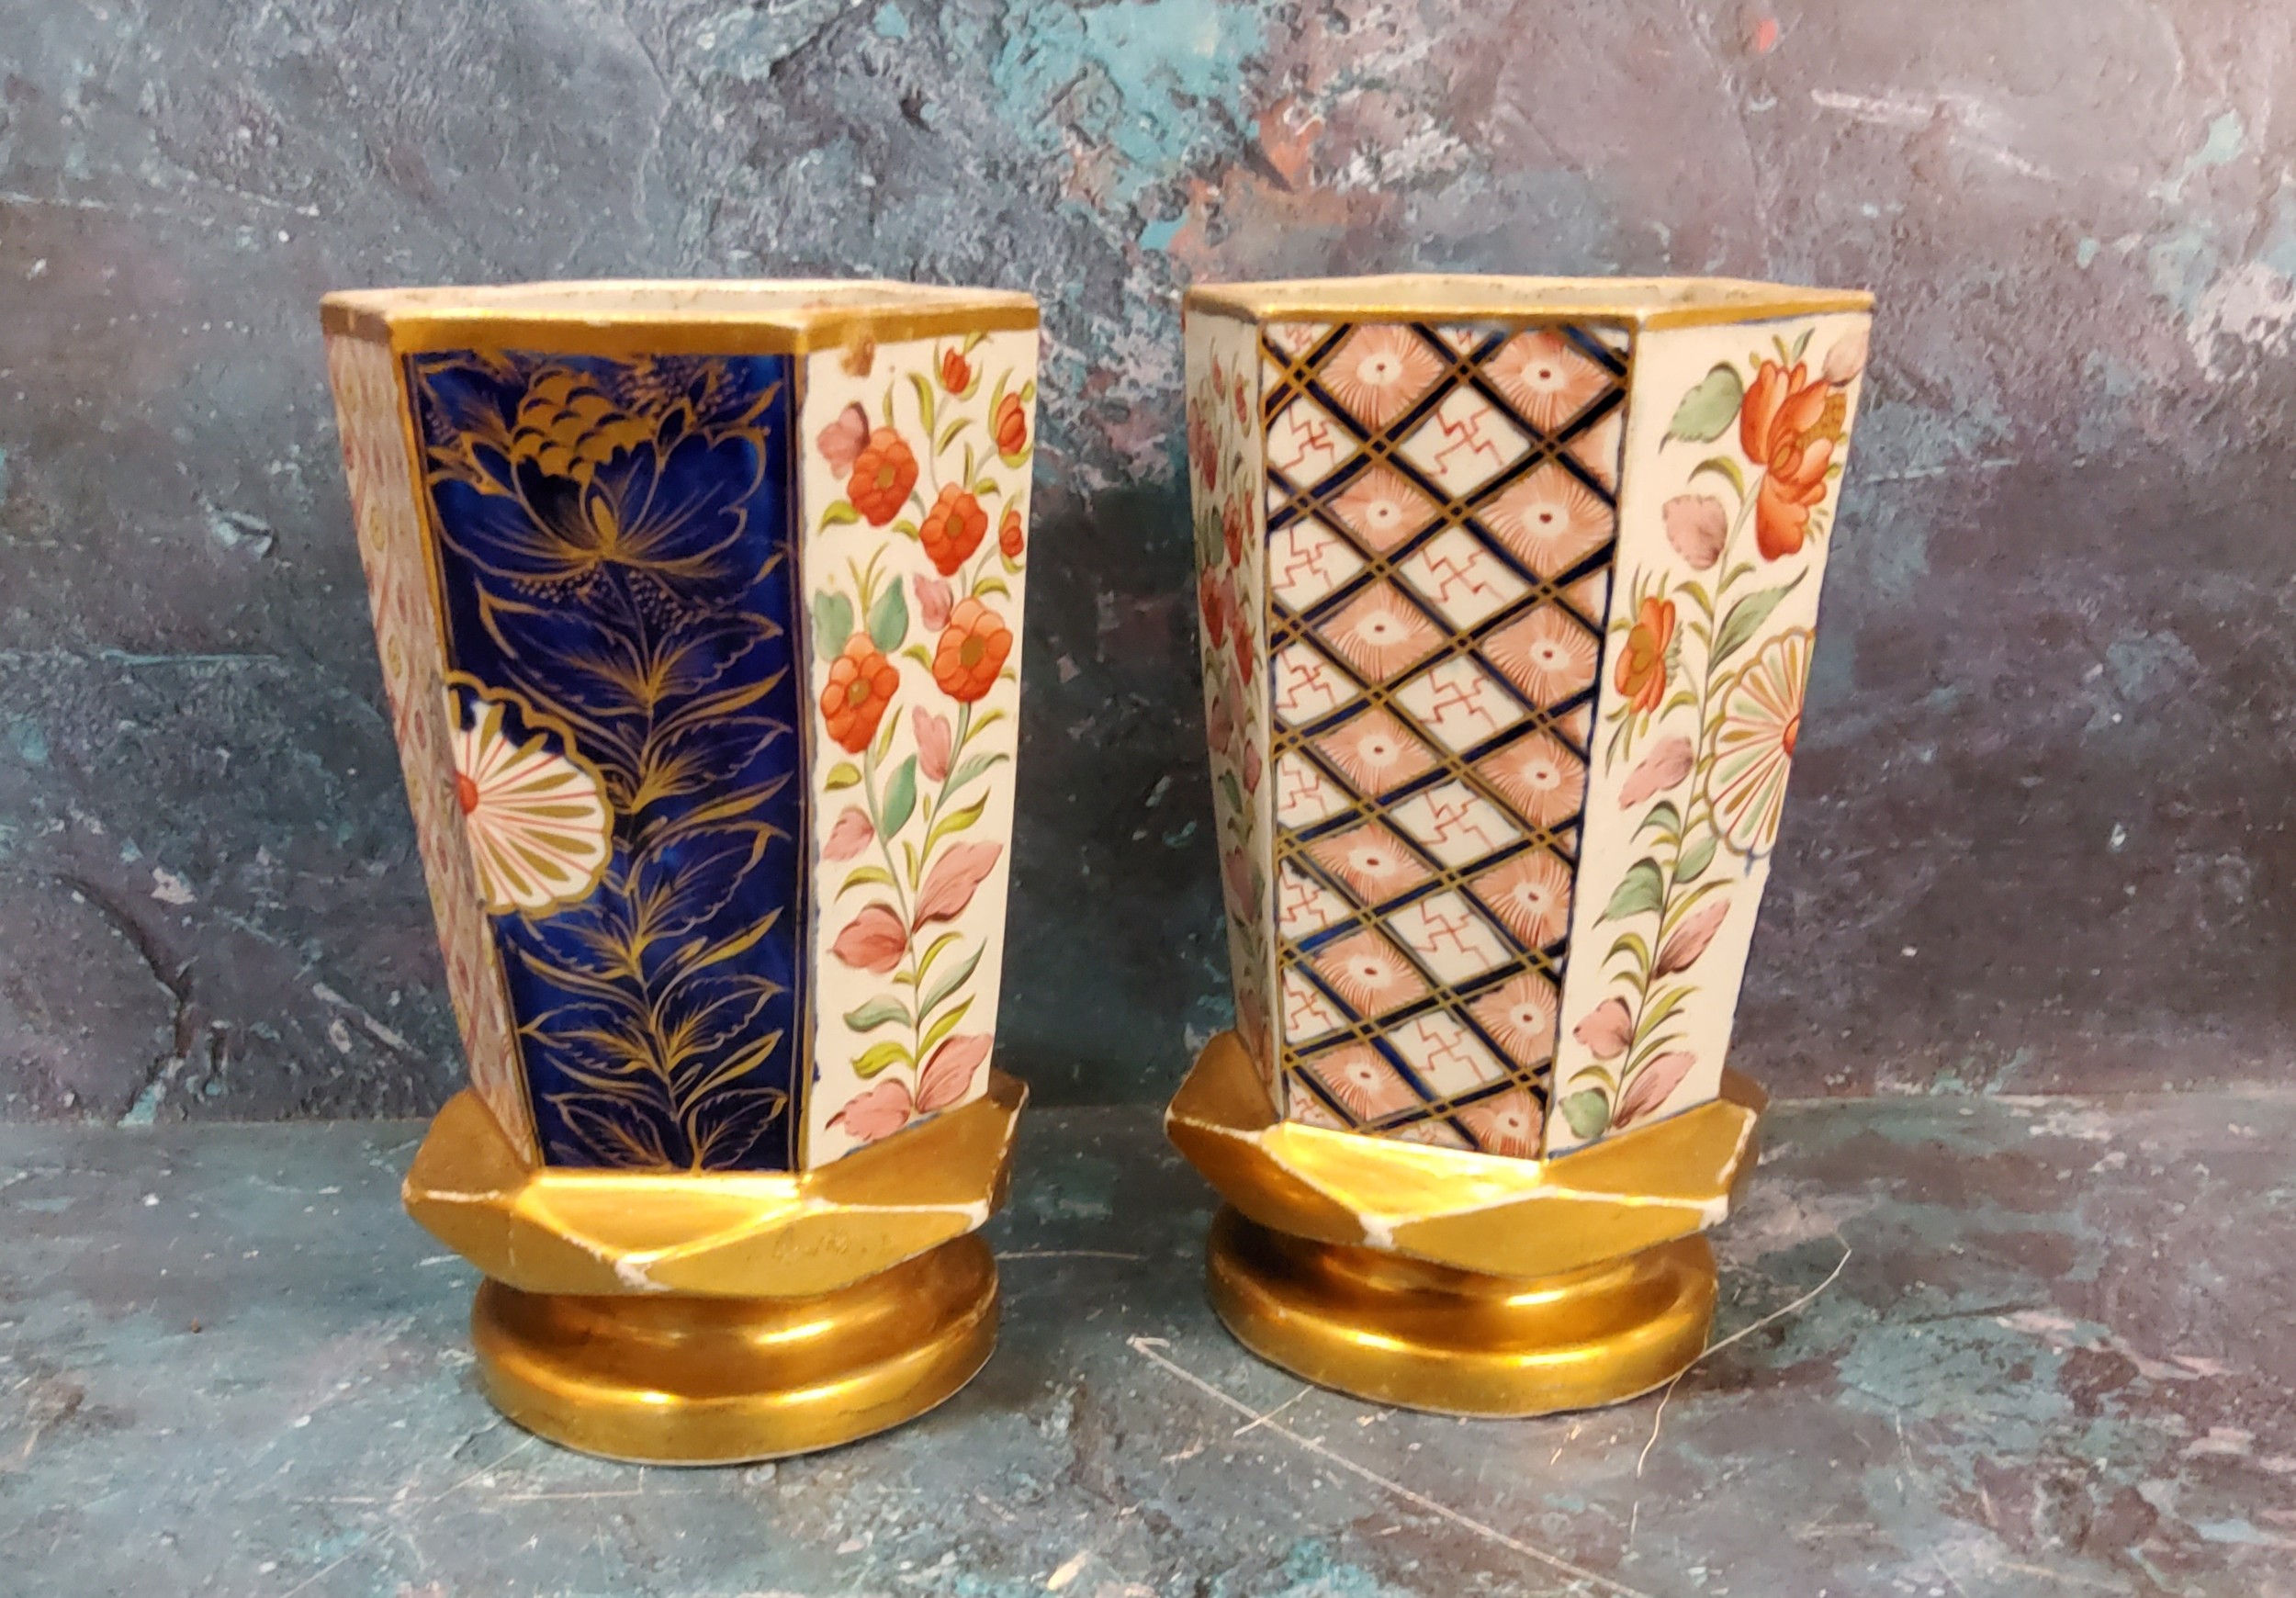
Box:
1184, 276, 1872, 331
320, 300, 1041, 356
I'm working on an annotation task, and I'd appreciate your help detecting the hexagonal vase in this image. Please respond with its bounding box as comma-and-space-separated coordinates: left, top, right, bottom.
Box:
321, 280, 1040, 1461
1172, 276, 1871, 1413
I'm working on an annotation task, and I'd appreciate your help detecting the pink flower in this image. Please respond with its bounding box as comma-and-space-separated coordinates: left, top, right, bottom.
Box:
823, 806, 875, 862
1573, 996, 1634, 1058
1823, 327, 1869, 386
816, 402, 870, 472
1205, 691, 1234, 757
1662, 495, 1728, 570
915, 574, 953, 631
1654, 899, 1729, 976
827, 1079, 914, 1142
1241, 738, 1263, 794
913, 841, 1003, 928
1616, 1052, 1696, 1128
831, 903, 908, 973
913, 707, 952, 783
1619, 737, 1694, 808
918, 1034, 991, 1110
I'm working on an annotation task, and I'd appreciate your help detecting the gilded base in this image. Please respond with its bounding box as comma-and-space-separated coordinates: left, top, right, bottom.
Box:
1205, 1207, 1716, 1416
470, 1233, 998, 1464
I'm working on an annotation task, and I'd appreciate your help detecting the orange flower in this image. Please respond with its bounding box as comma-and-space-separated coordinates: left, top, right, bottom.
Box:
1739, 360, 1839, 560
940, 346, 972, 393
848, 428, 917, 526
1199, 568, 1229, 648
993, 392, 1029, 457
919, 484, 988, 576
1614, 597, 1675, 715
932, 598, 1012, 703
821, 636, 899, 751
998, 505, 1025, 559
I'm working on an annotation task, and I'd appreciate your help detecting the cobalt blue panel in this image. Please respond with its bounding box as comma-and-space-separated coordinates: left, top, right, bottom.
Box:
406, 350, 806, 1170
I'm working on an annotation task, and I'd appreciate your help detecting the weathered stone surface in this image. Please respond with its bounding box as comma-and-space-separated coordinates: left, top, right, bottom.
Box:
3, 1, 2293, 1119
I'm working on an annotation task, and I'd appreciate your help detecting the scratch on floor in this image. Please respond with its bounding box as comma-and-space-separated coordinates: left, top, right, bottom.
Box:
1125, 1335, 1656, 1598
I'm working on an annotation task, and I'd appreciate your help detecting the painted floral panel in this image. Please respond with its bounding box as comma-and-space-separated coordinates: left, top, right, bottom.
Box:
325, 333, 535, 1159
801, 331, 1036, 1164
406, 350, 808, 1172
1547, 315, 1871, 1153
1187, 311, 1277, 1109
1225, 318, 1629, 1157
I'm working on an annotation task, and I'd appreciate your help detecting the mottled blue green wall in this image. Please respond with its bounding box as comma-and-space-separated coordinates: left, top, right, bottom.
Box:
3, 0, 2294, 1120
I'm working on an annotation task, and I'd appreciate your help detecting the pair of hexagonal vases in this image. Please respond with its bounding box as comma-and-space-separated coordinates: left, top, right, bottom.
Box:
321, 283, 1040, 1461
1172, 276, 1871, 1412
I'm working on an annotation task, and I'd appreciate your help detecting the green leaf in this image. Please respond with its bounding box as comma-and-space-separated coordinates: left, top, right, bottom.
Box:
1691, 455, 1747, 499
1636, 985, 1694, 1043
838, 863, 896, 897
915, 930, 964, 978
843, 996, 911, 1033
825, 762, 863, 791
1560, 1090, 1612, 1141
881, 756, 918, 838
820, 500, 861, 527
811, 591, 854, 661
1711, 570, 1806, 668
1636, 800, 1682, 839
867, 579, 908, 652
920, 996, 973, 1053
903, 644, 935, 670
1787, 326, 1813, 364
926, 792, 990, 855
1665, 363, 1745, 444
937, 415, 972, 451
944, 749, 1008, 794
918, 942, 985, 1018
1218, 771, 1244, 816
1606, 930, 1652, 978
907, 371, 937, 439
1676, 831, 1719, 883
852, 1041, 912, 1078
1598, 858, 1666, 923
974, 575, 1011, 598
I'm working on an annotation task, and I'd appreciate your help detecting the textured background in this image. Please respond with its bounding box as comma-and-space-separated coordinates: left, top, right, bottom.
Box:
3, 0, 2293, 1125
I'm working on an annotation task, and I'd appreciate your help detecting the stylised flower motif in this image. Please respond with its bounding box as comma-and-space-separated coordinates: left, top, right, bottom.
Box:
1468, 850, 1573, 948
1473, 731, 1585, 827
1199, 568, 1231, 649
1221, 496, 1246, 567
1188, 398, 1219, 491
1740, 360, 1840, 560
1706, 627, 1812, 857
823, 806, 875, 862
1311, 931, 1428, 1018
1480, 462, 1614, 577
993, 392, 1029, 458
1573, 996, 1633, 1058
831, 902, 908, 973
821, 635, 899, 752
1616, 1051, 1696, 1128
848, 427, 918, 525
448, 692, 612, 915
1241, 738, 1263, 794
1614, 597, 1676, 715
816, 402, 871, 473
1230, 608, 1256, 689
1470, 973, 1559, 1063
1205, 689, 1235, 757
1823, 326, 1869, 387
1654, 898, 1729, 976
913, 707, 953, 782
918, 1034, 992, 1110
1486, 605, 1599, 705
920, 484, 989, 575
1327, 465, 1439, 553
1325, 584, 1441, 681
999, 505, 1025, 560
1322, 324, 1442, 427
1306, 1042, 1419, 1120
940, 346, 973, 394
915, 573, 953, 631
1315, 710, 1435, 796
1309, 822, 1428, 903
1662, 494, 1728, 570
1487, 329, 1609, 429
1460, 1090, 1540, 1158
827, 1079, 913, 1142
914, 841, 1003, 928
932, 598, 1013, 703
1618, 735, 1694, 807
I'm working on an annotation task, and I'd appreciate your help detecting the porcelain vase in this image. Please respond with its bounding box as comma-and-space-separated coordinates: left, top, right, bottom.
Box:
1166, 275, 1872, 1413
321, 279, 1039, 1461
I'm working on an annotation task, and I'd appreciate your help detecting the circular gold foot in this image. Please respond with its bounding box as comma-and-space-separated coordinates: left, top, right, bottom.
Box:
469, 1234, 998, 1464
1205, 1206, 1716, 1416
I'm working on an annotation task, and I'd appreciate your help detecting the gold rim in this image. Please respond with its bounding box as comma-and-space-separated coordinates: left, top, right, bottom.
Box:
1184, 274, 1870, 331
1205, 1207, 1716, 1415
471, 1234, 999, 1464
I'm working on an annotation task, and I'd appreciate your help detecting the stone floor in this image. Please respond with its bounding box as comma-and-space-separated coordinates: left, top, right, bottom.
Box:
1, 1093, 2291, 1597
